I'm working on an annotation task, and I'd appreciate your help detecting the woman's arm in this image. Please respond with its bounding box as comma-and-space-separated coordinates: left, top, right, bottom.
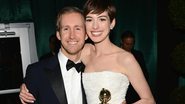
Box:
19, 83, 36, 104
80, 43, 95, 64
119, 53, 156, 104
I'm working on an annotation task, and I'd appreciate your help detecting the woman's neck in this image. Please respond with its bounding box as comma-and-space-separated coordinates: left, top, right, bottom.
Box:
94, 39, 115, 55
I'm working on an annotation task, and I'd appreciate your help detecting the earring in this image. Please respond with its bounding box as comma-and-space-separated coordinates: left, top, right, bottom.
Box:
110, 26, 113, 30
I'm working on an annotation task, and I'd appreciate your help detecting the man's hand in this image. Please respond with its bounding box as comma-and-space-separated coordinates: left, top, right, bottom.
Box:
19, 83, 36, 104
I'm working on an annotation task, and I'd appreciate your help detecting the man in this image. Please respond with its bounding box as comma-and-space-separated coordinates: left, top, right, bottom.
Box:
19, 7, 87, 104
121, 30, 149, 104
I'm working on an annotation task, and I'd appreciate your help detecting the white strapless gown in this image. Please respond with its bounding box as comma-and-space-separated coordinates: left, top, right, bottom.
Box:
82, 71, 129, 104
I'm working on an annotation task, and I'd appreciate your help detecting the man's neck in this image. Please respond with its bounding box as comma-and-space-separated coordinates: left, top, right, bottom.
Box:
60, 49, 81, 62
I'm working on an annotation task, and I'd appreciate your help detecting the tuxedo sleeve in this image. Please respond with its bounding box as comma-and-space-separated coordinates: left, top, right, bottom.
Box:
24, 63, 40, 103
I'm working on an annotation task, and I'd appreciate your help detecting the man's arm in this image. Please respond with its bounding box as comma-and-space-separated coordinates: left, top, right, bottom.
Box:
19, 83, 36, 104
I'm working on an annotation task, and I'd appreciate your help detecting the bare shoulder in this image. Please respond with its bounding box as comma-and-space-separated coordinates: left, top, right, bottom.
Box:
82, 43, 94, 55
116, 49, 140, 73
117, 49, 136, 64
81, 43, 95, 63
109, 46, 136, 66
84, 43, 95, 50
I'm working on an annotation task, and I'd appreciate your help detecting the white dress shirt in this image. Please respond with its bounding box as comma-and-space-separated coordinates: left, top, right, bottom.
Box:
58, 51, 83, 104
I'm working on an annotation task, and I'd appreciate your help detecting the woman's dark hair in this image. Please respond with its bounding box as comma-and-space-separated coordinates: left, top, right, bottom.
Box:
83, 0, 116, 22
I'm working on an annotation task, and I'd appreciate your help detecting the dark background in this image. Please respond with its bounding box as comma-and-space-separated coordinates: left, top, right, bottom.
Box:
157, 0, 185, 103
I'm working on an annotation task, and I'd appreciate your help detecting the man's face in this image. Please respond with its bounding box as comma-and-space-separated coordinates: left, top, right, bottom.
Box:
56, 12, 87, 55
122, 37, 134, 52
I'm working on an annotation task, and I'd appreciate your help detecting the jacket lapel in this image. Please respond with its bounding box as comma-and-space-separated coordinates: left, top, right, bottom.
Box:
44, 56, 68, 104
81, 73, 87, 104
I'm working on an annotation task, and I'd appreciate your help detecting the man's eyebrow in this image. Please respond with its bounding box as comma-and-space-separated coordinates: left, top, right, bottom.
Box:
61, 25, 83, 28
74, 25, 84, 27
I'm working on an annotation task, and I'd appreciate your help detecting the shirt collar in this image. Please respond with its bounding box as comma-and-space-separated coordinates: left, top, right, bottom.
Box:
58, 50, 81, 65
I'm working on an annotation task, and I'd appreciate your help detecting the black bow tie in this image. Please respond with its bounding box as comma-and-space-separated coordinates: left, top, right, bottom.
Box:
66, 59, 85, 73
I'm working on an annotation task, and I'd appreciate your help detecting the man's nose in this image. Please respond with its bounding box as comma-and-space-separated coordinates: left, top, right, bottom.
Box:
69, 30, 75, 39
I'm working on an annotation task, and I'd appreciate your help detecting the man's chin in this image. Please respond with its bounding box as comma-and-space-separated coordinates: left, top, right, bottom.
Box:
67, 49, 82, 55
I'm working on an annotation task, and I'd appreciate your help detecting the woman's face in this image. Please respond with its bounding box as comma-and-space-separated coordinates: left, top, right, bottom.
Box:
85, 11, 115, 43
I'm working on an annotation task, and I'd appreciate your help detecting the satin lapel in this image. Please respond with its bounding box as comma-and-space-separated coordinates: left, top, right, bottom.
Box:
44, 56, 68, 104
81, 73, 87, 104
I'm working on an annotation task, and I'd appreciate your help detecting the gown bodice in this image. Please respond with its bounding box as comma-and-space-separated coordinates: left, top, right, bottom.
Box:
82, 71, 129, 104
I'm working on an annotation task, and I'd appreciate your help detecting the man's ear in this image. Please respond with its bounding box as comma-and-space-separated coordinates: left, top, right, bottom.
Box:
110, 18, 116, 30
56, 31, 61, 40
85, 33, 88, 40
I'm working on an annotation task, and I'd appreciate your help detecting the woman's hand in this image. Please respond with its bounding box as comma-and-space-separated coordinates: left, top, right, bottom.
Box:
19, 83, 36, 104
122, 100, 127, 104
133, 98, 156, 104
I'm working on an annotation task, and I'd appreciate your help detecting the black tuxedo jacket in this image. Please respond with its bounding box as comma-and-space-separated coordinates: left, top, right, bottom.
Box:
24, 55, 87, 104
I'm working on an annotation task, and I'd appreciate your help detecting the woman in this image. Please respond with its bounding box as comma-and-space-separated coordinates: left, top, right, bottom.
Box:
81, 0, 155, 104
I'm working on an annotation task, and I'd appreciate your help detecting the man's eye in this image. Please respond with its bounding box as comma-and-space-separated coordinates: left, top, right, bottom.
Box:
76, 28, 81, 30
63, 28, 68, 31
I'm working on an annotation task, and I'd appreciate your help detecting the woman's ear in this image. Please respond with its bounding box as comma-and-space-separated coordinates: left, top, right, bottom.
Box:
110, 18, 116, 30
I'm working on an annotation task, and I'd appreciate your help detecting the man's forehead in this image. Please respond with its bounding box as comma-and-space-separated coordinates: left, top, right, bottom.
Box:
61, 13, 84, 23
62, 12, 84, 19
61, 20, 85, 27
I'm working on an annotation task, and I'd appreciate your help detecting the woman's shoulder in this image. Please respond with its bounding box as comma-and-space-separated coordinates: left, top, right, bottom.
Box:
84, 43, 95, 50
117, 48, 142, 70
81, 43, 95, 63
82, 43, 95, 55
115, 48, 137, 65
115, 47, 132, 58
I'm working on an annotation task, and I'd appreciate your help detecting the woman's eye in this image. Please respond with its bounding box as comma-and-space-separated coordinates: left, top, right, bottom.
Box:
86, 19, 92, 22
100, 18, 106, 21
